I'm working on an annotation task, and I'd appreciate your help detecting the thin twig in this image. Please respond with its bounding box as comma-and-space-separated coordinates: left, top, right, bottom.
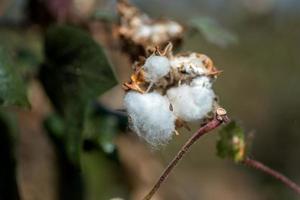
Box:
243, 157, 300, 195
143, 114, 229, 200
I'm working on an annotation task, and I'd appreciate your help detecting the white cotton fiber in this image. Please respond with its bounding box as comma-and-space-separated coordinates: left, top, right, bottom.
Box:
134, 25, 152, 41
170, 53, 208, 76
143, 55, 171, 82
124, 91, 176, 146
191, 76, 212, 88
167, 21, 183, 36
167, 77, 215, 122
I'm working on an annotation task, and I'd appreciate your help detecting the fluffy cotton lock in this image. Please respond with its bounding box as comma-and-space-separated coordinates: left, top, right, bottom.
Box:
170, 53, 208, 76
167, 76, 215, 122
143, 55, 171, 82
124, 91, 176, 146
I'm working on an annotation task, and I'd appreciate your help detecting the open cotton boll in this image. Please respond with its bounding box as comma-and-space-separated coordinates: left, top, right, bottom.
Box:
170, 53, 208, 76
124, 91, 176, 146
167, 77, 215, 122
143, 55, 171, 82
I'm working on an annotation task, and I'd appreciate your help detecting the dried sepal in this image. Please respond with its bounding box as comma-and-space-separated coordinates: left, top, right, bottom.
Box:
198, 54, 222, 76
152, 42, 174, 57
175, 118, 191, 131
216, 107, 227, 116
122, 70, 146, 93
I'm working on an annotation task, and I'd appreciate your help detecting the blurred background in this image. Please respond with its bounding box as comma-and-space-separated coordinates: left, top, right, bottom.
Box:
1, 0, 300, 200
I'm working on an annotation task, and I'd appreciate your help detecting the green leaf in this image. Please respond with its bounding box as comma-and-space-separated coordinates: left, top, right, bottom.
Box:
189, 17, 238, 48
216, 121, 246, 162
0, 47, 29, 107
41, 25, 117, 113
40, 25, 118, 164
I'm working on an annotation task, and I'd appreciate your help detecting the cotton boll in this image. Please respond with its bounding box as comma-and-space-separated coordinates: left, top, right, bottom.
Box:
143, 55, 171, 82
124, 91, 176, 146
134, 25, 152, 41
167, 80, 215, 122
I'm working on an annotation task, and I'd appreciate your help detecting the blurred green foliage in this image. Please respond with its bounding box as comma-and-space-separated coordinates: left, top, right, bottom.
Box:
0, 29, 43, 75
189, 17, 238, 48
40, 25, 128, 199
0, 47, 29, 107
217, 121, 246, 162
40, 25, 117, 164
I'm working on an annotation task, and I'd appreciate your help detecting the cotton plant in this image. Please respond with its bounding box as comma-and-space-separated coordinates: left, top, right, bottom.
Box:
125, 45, 300, 199
123, 43, 221, 147
117, 1, 300, 199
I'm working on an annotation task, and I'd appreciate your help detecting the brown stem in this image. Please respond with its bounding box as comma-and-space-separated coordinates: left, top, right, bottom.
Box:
143, 115, 228, 200
243, 157, 300, 195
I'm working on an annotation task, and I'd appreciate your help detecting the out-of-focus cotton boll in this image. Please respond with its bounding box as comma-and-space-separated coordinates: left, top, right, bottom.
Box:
143, 55, 171, 82
167, 78, 215, 122
124, 91, 176, 146
152, 24, 167, 35
134, 25, 152, 41
167, 21, 183, 36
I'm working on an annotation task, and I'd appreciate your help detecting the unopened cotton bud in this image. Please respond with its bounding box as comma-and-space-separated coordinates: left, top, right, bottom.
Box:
124, 91, 176, 146
167, 77, 215, 122
143, 55, 171, 82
